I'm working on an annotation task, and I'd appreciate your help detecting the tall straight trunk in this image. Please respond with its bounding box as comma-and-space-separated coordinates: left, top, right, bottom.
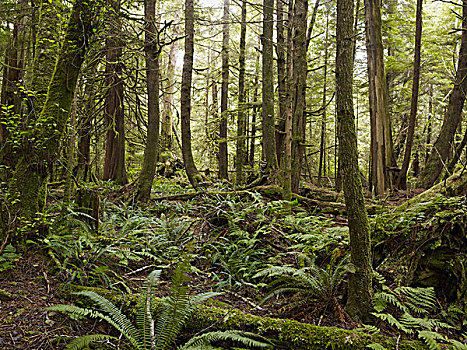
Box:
419, 0, 467, 188
396, 0, 423, 189
365, 0, 394, 196
305, 0, 320, 51
76, 82, 94, 182
161, 24, 180, 153
103, 0, 127, 185
235, 0, 247, 185
336, 0, 372, 321
318, 14, 329, 185
181, 0, 203, 188
136, 0, 161, 202
249, 50, 260, 168
262, 0, 278, 179
5, 0, 98, 228
291, 0, 308, 193
275, 0, 287, 165
219, 0, 230, 180
425, 85, 433, 164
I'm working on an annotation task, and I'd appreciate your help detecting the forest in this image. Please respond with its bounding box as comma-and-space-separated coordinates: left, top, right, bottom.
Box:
0, 0, 466, 348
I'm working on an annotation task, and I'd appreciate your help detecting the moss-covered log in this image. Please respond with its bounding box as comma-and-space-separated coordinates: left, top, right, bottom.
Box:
64, 285, 428, 350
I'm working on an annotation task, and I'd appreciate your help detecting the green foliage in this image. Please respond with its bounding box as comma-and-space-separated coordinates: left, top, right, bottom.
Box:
47, 262, 269, 350
0, 244, 21, 272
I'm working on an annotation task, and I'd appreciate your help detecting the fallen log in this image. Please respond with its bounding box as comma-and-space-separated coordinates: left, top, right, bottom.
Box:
63, 285, 428, 350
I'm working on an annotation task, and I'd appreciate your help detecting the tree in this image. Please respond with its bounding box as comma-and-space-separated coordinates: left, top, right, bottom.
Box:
419, 0, 467, 189
235, 0, 247, 185
336, 0, 372, 321
103, 0, 127, 185
218, 0, 230, 180
261, 0, 278, 180
180, 0, 203, 188
396, 0, 423, 189
136, 0, 161, 203
5, 0, 100, 229
365, 0, 394, 196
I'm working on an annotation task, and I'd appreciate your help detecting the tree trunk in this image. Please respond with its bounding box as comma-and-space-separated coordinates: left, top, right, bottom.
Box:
318, 13, 329, 186
275, 0, 286, 165
365, 0, 394, 196
181, 0, 203, 188
419, 0, 467, 189
249, 49, 260, 168
235, 0, 247, 185
136, 0, 161, 203
103, 0, 127, 185
161, 24, 180, 153
6, 0, 99, 229
218, 0, 230, 180
337, 0, 372, 322
262, 0, 278, 180
76, 80, 95, 182
291, 0, 308, 193
396, 0, 423, 190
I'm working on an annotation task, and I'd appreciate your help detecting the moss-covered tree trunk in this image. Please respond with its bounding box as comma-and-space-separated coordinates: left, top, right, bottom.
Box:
181, 0, 203, 188
136, 0, 161, 203
262, 0, 278, 181
419, 0, 467, 189
336, 0, 372, 321
235, 0, 247, 185
290, 0, 307, 193
103, 0, 127, 186
5, 0, 99, 233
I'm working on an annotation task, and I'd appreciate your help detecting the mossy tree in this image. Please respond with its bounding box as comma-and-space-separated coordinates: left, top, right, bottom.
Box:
4, 0, 102, 236
336, 0, 373, 321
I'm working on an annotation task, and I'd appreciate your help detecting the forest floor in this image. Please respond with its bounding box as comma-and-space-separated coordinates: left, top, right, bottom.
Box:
0, 180, 462, 350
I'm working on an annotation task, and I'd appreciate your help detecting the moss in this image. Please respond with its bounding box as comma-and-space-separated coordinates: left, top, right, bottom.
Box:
63, 285, 428, 350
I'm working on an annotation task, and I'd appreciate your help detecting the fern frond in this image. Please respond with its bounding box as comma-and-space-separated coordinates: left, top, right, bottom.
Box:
73, 291, 143, 350
372, 313, 413, 334
417, 330, 444, 350
450, 339, 467, 350
181, 330, 272, 349
366, 344, 388, 350
137, 270, 161, 349
64, 334, 118, 350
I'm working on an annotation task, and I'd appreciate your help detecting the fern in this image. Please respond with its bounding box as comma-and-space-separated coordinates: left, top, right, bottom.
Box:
417, 330, 444, 350
62, 334, 119, 350
137, 270, 161, 349
365, 344, 387, 350
181, 330, 272, 349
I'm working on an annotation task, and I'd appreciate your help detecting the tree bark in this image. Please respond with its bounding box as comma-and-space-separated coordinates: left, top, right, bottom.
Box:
218, 0, 230, 180
235, 0, 247, 185
396, 0, 423, 190
103, 0, 127, 185
419, 0, 467, 189
262, 0, 278, 180
291, 0, 308, 193
136, 0, 161, 203
181, 0, 203, 188
6, 0, 99, 229
365, 0, 394, 196
336, 0, 372, 321
249, 49, 260, 168
275, 0, 286, 165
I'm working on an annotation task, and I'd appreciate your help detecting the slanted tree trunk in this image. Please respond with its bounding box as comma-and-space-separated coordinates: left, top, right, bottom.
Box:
291, 0, 308, 193
181, 0, 203, 188
235, 0, 247, 185
336, 0, 372, 322
419, 0, 467, 189
136, 0, 161, 203
218, 0, 230, 180
396, 0, 423, 189
262, 0, 278, 180
103, 0, 127, 185
5, 0, 99, 230
365, 0, 394, 196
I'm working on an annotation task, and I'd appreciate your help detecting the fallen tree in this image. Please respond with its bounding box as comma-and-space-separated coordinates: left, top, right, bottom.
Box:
62, 285, 428, 350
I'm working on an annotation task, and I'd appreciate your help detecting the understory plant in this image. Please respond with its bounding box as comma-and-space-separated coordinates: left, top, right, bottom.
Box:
46, 261, 271, 350
366, 281, 467, 350
253, 254, 349, 321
